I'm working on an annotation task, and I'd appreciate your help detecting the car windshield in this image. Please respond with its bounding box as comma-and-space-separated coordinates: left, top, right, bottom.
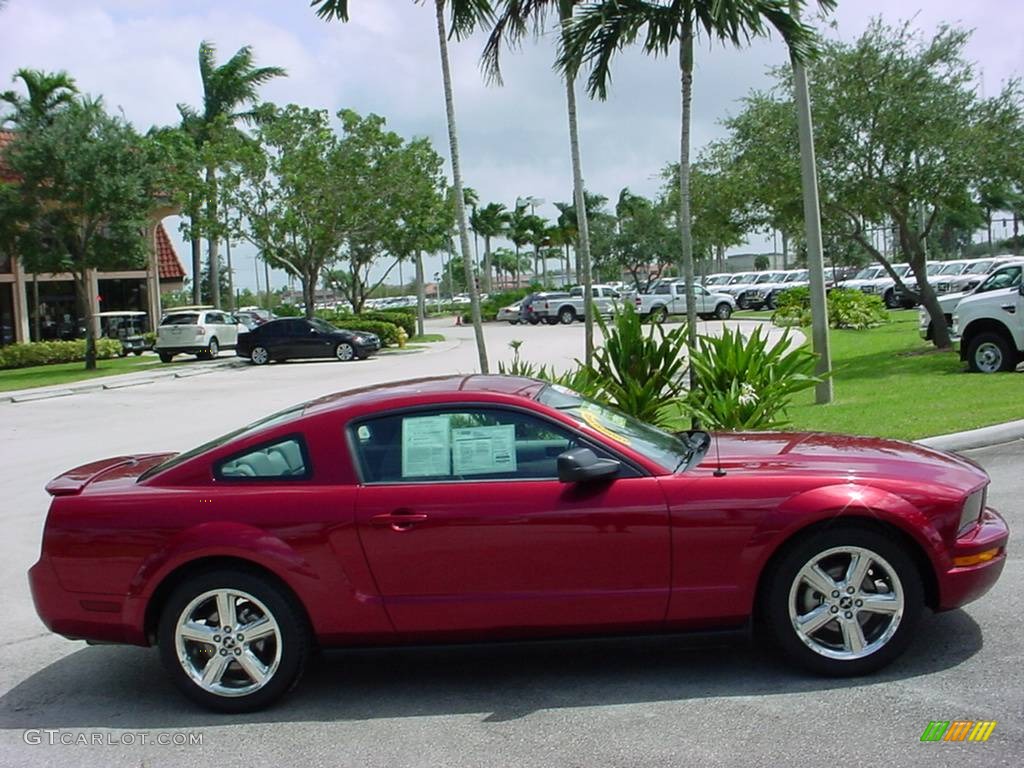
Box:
894, 265, 911, 277
729, 274, 752, 284
965, 260, 993, 274
139, 403, 308, 480
853, 267, 881, 280
785, 271, 807, 282
938, 262, 966, 275
977, 266, 1022, 292
754, 273, 776, 283
704, 275, 729, 286
537, 385, 692, 472
161, 313, 198, 325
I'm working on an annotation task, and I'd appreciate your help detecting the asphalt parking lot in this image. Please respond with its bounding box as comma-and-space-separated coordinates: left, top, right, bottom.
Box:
0, 318, 1018, 767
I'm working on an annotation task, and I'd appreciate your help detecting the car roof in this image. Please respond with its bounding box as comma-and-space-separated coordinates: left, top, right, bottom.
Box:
95, 311, 146, 317
303, 375, 545, 416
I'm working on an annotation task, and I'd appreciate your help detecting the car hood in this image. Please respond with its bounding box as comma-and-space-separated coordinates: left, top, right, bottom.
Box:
700, 432, 986, 491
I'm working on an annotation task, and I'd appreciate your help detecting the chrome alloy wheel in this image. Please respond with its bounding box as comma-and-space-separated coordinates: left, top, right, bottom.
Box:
250, 346, 269, 365
174, 589, 282, 698
788, 546, 904, 660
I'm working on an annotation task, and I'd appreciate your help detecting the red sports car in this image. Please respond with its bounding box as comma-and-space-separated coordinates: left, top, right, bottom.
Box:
29, 375, 1009, 711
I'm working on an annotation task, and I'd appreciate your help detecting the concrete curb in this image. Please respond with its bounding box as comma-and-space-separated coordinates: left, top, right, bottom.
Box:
0, 357, 246, 404
918, 419, 1024, 452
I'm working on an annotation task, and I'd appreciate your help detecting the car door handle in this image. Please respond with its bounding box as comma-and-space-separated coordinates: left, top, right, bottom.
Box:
370, 511, 429, 531
1000, 304, 1016, 314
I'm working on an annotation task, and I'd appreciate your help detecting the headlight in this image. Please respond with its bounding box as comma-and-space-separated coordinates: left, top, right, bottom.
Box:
951, 315, 960, 335
958, 487, 986, 534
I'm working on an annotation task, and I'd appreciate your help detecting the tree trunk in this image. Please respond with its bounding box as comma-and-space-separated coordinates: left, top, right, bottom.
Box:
415, 249, 426, 338
561, 2, 595, 365
791, 6, 834, 403
678, 27, 699, 407
986, 207, 994, 255
1013, 212, 1020, 255
75, 274, 97, 370
264, 257, 272, 309
434, 0, 488, 373
483, 235, 493, 294
32, 273, 40, 341
190, 231, 202, 305
205, 164, 221, 309
303, 273, 315, 321
225, 237, 235, 311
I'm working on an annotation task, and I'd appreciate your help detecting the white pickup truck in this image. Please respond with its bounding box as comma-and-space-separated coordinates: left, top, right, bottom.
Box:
634, 281, 735, 322
534, 284, 621, 324
951, 261, 1024, 372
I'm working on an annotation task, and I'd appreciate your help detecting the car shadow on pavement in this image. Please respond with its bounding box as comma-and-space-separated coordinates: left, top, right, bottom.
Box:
0, 608, 982, 729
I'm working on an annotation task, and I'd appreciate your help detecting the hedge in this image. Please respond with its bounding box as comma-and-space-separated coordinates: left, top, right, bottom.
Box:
330, 319, 402, 347
0, 338, 124, 370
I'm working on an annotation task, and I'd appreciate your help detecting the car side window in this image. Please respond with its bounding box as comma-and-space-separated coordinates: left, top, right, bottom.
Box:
216, 437, 310, 480
353, 409, 594, 483
654, 284, 671, 295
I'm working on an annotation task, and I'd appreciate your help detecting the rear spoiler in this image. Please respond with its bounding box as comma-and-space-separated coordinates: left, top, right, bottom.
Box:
45, 456, 139, 496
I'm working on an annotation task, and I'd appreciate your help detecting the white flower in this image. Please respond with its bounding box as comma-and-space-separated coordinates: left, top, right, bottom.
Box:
738, 382, 759, 406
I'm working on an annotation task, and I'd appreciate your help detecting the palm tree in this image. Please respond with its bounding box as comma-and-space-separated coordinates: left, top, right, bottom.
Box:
471, 202, 511, 292
560, 0, 822, 381
178, 41, 284, 308
312, 0, 492, 374
1, 68, 77, 127
526, 214, 551, 286
508, 202, 534, 287
484, 0, 598, 362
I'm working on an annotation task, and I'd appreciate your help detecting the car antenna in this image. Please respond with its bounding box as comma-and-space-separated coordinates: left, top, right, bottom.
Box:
712, 430, 727, 477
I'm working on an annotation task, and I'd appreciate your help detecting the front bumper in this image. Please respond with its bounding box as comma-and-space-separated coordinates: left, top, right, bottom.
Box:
937, 508, 1010, 610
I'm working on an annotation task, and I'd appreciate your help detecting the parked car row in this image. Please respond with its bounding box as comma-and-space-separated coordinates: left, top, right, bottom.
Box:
703, 270, 811, 310
919, 258, 1024, 372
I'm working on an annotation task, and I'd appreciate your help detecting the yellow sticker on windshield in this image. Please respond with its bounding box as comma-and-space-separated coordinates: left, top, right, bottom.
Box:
580, 408, 632, 446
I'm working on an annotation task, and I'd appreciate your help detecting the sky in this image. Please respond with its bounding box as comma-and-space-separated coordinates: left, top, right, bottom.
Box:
2, 0, 1022, 294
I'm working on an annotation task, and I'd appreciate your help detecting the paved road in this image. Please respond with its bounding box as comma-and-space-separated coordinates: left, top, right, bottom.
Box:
0, 318, 1018, 767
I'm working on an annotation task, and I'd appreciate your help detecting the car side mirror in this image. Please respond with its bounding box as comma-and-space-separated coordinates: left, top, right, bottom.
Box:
557, 447, 620, 483
309, 328, 319, 336
1019, 282, 1024, 296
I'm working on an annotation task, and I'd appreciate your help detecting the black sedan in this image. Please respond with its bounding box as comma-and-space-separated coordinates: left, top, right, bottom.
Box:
236, 318, 380, 365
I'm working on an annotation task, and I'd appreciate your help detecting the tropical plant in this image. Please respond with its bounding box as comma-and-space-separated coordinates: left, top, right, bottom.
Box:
484, 0, 598, 364
579, 303, 690, 427
1, 68, 77, 128
559, 0, 825, 396
312, 0, 493, 374
686, 325, 819, 430
178, 41, 285, 308
772, 286, 889, 330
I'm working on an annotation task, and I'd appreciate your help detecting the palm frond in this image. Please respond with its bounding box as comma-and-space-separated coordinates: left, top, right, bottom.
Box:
310, 0, 349, 21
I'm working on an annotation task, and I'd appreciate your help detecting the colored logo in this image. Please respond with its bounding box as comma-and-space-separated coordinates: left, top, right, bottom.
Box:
920, 721, 996, 742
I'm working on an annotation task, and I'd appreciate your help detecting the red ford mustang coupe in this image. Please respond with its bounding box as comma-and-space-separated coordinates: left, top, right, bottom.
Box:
30, 375, 1008, 711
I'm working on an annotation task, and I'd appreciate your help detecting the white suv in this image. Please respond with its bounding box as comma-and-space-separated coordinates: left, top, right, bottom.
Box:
951, 261, 1024, 372
155, 307, 241, 363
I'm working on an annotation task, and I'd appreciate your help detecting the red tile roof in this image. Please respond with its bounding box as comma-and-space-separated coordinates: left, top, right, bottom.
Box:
0, 130, 17, 183
155, 223, 186, 280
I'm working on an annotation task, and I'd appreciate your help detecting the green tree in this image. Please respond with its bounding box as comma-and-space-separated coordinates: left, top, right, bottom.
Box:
5, 99, 159, 368
177, 41, 284, 309
470, 201, 510, 292
313, 0, 493, 373
484, 0, 599, 363
613, 189, 675, 291
560, 0, 822, 386
1, 68, 77, 128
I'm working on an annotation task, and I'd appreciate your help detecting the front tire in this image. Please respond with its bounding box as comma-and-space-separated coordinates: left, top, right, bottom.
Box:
158, 569, 309, 712
558, 307, 576, 324
250, 346, 270, 366
335, 342, 355, 362
966, 332, 1015, 373
762, 525, 923, 677
884, 290, 900, 309
651, 306, 668, 324
158, 352, 174, 364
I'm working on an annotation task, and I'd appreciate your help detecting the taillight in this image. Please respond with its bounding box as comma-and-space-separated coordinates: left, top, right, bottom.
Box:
196, 327, 206, 336
634, 296, 641, 306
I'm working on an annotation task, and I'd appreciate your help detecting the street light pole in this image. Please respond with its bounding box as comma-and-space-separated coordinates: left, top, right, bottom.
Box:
791, 2, 833, 404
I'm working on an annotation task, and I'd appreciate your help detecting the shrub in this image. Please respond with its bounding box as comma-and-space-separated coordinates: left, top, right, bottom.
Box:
274, 304, 302, 317
0, 338, 123, 370
828, 288, 889, 329
687, 325, 820, 430
330, 319, 400, 347
322, 310, 417, 338
772, 286, 890, 330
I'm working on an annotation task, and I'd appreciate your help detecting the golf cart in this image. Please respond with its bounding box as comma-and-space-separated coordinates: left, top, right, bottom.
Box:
97, 311, 152, 357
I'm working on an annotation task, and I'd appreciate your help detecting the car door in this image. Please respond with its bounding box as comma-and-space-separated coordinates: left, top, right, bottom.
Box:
285, 319, 330, 359
350, 406, 671, 636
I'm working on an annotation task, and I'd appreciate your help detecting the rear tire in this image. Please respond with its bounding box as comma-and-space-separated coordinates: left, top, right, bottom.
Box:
544, 317, 558, 326
558, 307, 576, 324
250, 346, 270, 366
715, 303, 732, 320
762, 525, 923, 677
651, 306, 668, 324
158, 569, 309, 713
158, 352, 174, 364
966, 332, 1015, 373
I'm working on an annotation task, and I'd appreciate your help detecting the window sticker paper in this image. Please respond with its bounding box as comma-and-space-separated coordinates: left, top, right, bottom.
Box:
401, 414, 452, 478
451, 424, 517, 475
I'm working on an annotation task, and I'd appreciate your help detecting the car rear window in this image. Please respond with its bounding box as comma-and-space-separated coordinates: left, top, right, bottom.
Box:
161, 313, 199, 326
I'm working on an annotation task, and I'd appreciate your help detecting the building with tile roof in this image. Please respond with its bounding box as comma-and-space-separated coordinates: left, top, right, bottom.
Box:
0, 129, 185, 345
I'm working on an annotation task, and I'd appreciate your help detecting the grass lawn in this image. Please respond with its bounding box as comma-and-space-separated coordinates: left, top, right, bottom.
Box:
408, 333, 445, 343
785, 312, 1022, 440
0, 355, 169, 393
